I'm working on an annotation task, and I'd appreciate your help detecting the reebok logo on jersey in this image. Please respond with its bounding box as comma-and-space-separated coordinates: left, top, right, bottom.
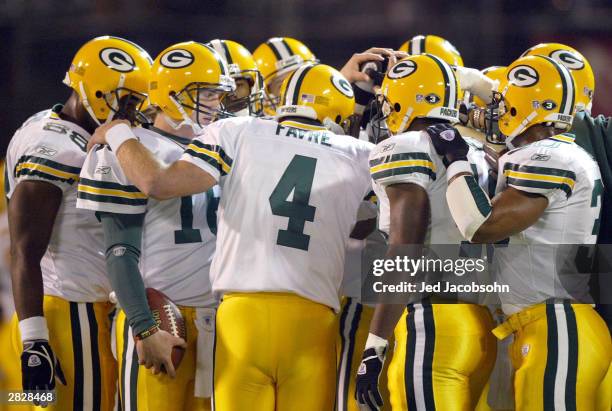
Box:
28, 355, 42, 367
531, 153, 551, 161
112, 246, 126, 257
95, 166, 111, 175
35, 146, 57, 157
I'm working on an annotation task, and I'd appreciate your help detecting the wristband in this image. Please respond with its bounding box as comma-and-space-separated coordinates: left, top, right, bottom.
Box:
106, 123, 137, 153
365, 332, 388, 350
19, 316, 49, 342
446, 160, 473, 182
134, 324, 160, 341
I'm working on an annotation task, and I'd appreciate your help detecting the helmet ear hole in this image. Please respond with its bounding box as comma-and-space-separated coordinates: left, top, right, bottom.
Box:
335, 115, 341, 124
510, 107, 517, 116
95, 90, 103, 98
394, 102, 401, 112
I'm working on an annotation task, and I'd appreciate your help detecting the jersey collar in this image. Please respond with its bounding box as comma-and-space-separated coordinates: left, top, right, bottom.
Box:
549, 133, 575, 144
279, 119, 327, 131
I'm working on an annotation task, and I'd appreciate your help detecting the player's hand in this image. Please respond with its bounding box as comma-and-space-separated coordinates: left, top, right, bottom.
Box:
21, 339, 67, 407
355, 335, 387, 411
340, 48, 408, 83
425, 123, 470, 167
87, 119, 131, 151
135, 329, 186, 379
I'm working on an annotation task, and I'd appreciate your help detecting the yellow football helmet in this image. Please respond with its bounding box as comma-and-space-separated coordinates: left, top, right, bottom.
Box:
148, 41, 236, 132
374, 54, 460, 136
399, 35, 464, 67
277, 63, 355, 131
521, 43, 594, 112
492, 55, 576, 146
206, 39, 264, 116
253, 37, 317, 114
63, 36, 152, 125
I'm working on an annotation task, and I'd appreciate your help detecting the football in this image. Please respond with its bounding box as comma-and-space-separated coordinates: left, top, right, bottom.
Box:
145, 287, 187, 371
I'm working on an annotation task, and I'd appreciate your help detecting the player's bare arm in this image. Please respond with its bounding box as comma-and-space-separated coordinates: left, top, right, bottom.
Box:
9, 181, 62, 321
368, 183, 430, 339
88, 120, 216, 199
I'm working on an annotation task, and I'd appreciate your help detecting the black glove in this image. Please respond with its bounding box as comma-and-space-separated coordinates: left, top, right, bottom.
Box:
425, 123, 469, 167
355, 346, 386, 410
21, 340, 66, 406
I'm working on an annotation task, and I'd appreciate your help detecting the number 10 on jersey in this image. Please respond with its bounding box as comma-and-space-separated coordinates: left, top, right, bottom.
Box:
269, 155, 317, 251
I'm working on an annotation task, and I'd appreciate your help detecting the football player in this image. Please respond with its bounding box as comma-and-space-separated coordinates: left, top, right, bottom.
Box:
76, 42, 231, 411
6, 36, 151, 410
206, 39, 264, 117
252, 37, 317, 116
84, 62, 372, 411
434, 55, 611, 410
355, 54, 496, 411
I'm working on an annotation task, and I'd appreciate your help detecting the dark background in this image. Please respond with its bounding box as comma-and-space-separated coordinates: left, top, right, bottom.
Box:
1, 0, 612, 155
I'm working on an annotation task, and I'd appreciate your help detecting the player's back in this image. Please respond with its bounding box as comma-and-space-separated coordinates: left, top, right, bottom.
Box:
185, 117, 373, 311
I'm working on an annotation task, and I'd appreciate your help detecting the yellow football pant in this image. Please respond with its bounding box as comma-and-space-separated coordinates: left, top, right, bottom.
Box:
493, 302, 612, 411
336, 297, 392, 411
0, 319, 33, 411
388, 302, 496, 411
10, 295, 116, 411
213, 292, 337, 411
115, 307, 211, 411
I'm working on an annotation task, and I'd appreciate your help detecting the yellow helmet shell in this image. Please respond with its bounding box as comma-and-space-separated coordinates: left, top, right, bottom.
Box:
253, 37, 316, 92
381, 54, 460, 134
63, 36, 152, 122
521, 43, 594, 112
497, 55, 576, 139
148, 41, 235, 122
399, 35, 464, 67
206, 39, 260, 85
277, 64, 355, 125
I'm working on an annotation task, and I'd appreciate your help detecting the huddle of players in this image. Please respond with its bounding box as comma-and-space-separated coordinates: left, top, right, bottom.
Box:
3, 33, 611, 411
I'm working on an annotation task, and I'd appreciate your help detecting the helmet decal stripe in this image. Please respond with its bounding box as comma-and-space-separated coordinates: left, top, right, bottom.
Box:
420, 36, 426, 54
201, 43, 228, 75
267, 38, 291, 61
543, 55, 575, 116
289, 64, 314, 106
280, 38, 294, 56
425, 54, 455, 109
220, 40, 233, 64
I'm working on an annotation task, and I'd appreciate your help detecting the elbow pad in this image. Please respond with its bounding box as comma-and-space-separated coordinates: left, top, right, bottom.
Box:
445, 161, 492, 241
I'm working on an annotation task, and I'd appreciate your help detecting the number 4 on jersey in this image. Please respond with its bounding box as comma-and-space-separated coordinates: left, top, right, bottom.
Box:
270, 155, 317, 251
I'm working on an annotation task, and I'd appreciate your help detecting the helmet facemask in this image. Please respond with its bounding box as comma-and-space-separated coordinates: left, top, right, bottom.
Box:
101, 86, 149, 125
169, 83, 234, 132
224, 72, 265, 117
366, 93, 392, 143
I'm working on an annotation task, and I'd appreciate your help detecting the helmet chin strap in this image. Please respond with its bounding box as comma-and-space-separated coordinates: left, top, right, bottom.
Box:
104, 74, 126, 124
170, 95, 204, 135
505, 110, 538, 149
398, 107, 414, 133
79, 81, 101, 126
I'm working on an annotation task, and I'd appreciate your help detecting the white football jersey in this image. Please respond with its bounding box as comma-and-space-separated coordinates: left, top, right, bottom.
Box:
493, 135, 602, 314
5, 109, 109, 302
180, 117, 373, 311
371, 131, 487, 243
77, 127, 217, 307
